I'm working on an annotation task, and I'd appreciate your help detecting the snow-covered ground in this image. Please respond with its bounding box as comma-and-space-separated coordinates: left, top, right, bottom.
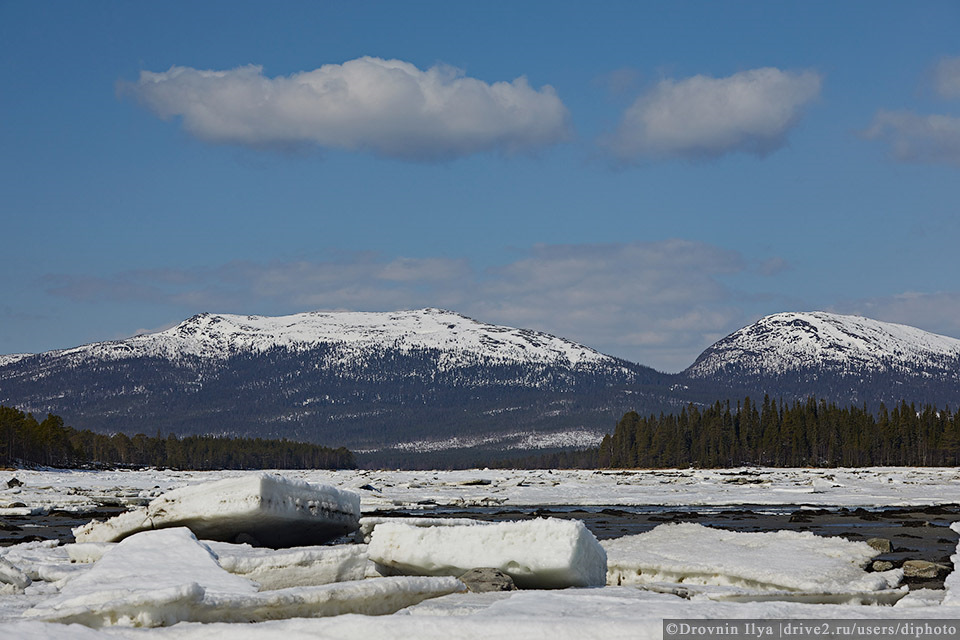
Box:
2, 466, 960, 638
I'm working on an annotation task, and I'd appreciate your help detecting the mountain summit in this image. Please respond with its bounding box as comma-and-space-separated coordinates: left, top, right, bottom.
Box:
0, 308, 665, 461
51, 308, 617, 370
4, 308, 960, 462
682, 311, 960, 405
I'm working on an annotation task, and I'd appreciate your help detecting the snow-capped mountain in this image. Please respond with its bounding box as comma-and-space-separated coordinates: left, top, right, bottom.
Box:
5, 308, 960, 462
49, 308, 617, 370
683, 312, 960, 405
0, 309, 669, 460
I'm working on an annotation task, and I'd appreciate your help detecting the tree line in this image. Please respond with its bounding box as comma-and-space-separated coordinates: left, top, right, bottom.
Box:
499, 396, 960, 469
0, 405, 356, 470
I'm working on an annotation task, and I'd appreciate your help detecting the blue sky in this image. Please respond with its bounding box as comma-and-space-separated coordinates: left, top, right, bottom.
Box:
2, 1, 959, 372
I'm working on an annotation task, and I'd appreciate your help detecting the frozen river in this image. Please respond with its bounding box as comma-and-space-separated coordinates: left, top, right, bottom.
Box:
2, 466, 960, 638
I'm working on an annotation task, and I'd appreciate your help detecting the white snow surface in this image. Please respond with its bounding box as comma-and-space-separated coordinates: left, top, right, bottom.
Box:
369, 518, 607, 588
603, 523, 902, 594
10, 588, 960, 639
359, 428, 605, 454
687, 311, 960, 377
944, 522, 960, 605
0, 353, 29, 367
359, 516, 487, 544
14, 308, 614, 370
73, 473, 360, 546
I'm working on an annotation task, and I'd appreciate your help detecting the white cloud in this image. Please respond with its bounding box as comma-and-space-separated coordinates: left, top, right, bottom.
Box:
604, 68, 821, 161
863, 110, 960, 165
123, 58, 571, 161
43, 241, 784, 372
934, 56, 960, 99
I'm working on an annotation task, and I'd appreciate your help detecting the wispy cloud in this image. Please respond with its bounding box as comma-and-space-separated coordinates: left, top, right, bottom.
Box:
863, 110, 960, 166
602, 67, 821, 162
122, 58, 572, 161
863, 55, 960, 166
935, 56, 960, 99
41, 241, 786, 372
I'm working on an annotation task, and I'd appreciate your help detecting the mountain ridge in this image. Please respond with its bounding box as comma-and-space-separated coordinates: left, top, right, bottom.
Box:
680, 311, 960, 408
3, 308, 960, 462
685, 311, 960, 378
41, 308, 624, 371
0, 308, 669, 461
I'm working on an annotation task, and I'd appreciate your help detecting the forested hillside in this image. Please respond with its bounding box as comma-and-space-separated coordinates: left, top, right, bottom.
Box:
501, 396, 960, 469
598, 397, 960, 468
0, 406, 356, 470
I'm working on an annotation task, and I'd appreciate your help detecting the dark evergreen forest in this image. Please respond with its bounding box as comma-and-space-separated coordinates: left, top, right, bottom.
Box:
0, 405, 356, 470
498, 396, 960, 469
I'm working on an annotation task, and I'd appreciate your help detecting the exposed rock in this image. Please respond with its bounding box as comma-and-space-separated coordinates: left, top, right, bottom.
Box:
5, 477, 23, 489
458, 567, 517, 592
866, 538, 893, 554
872, 561, 894, 572
901, 560, 950, 579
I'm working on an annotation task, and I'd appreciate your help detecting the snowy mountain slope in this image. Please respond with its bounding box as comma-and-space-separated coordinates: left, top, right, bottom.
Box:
0, 309, 670, 456
0, 354, 30, 367
5, 308, 960, 456
685, 311, 960, 378
41, 308, 619, 371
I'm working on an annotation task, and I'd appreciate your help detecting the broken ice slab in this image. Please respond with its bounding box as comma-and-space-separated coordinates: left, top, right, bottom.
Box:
0, 556, 31, 589
27, 527, 463, 628
358, 515, 488, 543
26, 527, 258, 627
194, 575, 465, 624
603, 522, 902, 594
367, 517, 607, 589
638, 581, 908, 606
206, 541, 371, 590
72, 473, 360, 547
943, 522, 960, 605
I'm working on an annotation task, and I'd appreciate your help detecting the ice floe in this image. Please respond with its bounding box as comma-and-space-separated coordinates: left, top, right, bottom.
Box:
2, 467, 960, 638
943, 522, 960, 605
368, 517, 606, 588
358, 515, 486, 543
603, 522, 904, 602
206, 541, 371, 589
73, 474, 360, 547
26, 528, 256, 627
24, 527, 463, 628
0, 557, 30, 590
